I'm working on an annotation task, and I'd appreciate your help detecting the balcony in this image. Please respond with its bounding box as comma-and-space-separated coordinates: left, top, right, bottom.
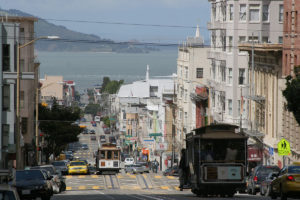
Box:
207, 21, 226, 30
207, 50, 227, 61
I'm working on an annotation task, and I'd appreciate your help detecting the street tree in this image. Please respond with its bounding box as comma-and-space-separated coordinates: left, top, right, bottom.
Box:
84, 103, 101, 116
38, 101, 82, 160
282, 66, 300, 125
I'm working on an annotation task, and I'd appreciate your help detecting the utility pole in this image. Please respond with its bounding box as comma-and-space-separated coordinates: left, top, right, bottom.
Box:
171, 78, 176, 167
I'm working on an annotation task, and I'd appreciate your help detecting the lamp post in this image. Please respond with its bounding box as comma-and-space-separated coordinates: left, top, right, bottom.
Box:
16, 36, 59, 169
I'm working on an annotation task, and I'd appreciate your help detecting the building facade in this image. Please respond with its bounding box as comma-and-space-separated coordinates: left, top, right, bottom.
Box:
176, 27, 210, 148
207, 0, 283, 132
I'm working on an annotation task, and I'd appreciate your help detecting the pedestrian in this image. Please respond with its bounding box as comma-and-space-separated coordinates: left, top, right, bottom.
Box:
179, 148, 187, 191
154, 159, 159, 173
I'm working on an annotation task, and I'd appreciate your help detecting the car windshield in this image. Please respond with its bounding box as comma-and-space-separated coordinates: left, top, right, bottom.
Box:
70, 161, 85, 166
52, 162, 66, 166
16, 170, 45, 180
257, 167, 280, 176
40, 167, 55, 175
134, 165, 142, 167
288, 166, 300, 173
0, 190, 16, 200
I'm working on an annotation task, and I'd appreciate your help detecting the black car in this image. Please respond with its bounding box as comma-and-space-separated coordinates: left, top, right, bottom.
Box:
90, 130, 96, 134
163, 166, 179, 176
15, 170, 53, 200
247, 165, 280, 195
81, 144, 89, 150
52, 161, 68, 175
260, 172, 278, 196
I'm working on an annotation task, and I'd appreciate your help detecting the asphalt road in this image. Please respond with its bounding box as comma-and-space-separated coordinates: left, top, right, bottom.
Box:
59, 116, 288, 199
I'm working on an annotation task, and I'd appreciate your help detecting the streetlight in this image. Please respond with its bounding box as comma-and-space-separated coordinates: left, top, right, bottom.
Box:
16, 36, 59, 169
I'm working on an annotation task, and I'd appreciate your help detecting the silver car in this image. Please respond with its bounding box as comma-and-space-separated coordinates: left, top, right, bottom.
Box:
125, 164, 144, 174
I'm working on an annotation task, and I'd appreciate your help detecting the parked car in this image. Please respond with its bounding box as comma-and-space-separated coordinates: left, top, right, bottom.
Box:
68, 161, 88, 175
15, 170, 53, 200
125, 164, 144, 174
163, 165, 179, 176
124, 158, 134, 166
260, 172, 278, 196
269, 165, 300, 199
247, 165, 280, 195
100, 135, 106, 143
90, 135, 96, 140
52, 160, 68, 175
31, 165, 66, 193
81, 144, 89, 150
136, 162, 150, 173
0, 184, 20, 200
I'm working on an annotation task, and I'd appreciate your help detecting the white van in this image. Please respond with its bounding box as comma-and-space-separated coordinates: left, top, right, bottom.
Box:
124, 158, 134, 166
94, 116, 100, 122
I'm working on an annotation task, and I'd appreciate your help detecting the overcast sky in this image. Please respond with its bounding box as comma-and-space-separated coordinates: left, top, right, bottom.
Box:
1, 0, 211, 43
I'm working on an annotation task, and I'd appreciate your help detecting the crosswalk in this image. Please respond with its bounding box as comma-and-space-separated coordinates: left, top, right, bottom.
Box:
65, 174, 180, 191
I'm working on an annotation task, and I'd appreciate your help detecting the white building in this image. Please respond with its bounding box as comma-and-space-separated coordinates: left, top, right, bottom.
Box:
207, 0, 283, 132
176, 26, 210, 148
116, 66, 174, 164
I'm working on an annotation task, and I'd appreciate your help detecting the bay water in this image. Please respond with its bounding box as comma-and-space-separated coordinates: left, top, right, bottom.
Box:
37, 48, 178, 91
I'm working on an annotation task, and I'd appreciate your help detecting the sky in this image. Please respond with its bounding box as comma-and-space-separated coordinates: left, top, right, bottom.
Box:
1, 0, 211, 43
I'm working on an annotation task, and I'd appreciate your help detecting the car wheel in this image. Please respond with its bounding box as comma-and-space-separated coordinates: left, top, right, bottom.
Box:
280, 187, 287, 200
251, 186, 256, 195
260, 186, 264, 196
42, 195, 51, 200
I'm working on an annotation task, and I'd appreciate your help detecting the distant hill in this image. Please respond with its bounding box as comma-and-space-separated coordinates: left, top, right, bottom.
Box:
0, 8, 158, 53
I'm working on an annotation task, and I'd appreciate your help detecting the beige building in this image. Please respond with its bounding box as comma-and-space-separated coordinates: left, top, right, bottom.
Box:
240, 43, 300, 168
6, 16, 38, 167
40, 75, 64, 105
176, 26, 210, 148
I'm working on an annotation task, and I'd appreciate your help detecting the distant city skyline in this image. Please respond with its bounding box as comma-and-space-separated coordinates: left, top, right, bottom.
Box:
1, 0, 211, 43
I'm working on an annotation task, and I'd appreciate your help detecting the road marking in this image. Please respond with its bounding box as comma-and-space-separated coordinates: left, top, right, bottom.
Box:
92, 186, 100, 189
160, 186, 169, 190
78, 186, 86, 190
66, 186, 72, 190
78, 175, 86, 178
91, 175, 98, 178
166, 176, 176, 180
117, 175, 122, 178
65, 175, 72, 179
129, 175, 136, 178
174, 186, 180, 191
154, 176, 162, 179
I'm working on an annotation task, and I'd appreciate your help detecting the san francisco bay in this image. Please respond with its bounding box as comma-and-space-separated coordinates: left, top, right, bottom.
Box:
37, 48, 178, 91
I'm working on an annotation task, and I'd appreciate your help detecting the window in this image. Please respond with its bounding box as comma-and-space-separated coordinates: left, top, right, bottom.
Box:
228, 36, 233, 52
249, 4, 260, 22
229, 4, 234, 21
211, 30, 216, 49
3, 85, 10, 111
239, 4, 246, 21
228, 68, 233, 84
2, 124, 9, 149
249, 36, 259, 43
278, 36, 283, 44
221, 61, 226, 82
212, 92, 215, 107
262, 5, 269, 21
239, 36, 246, 43
100, 151, 105, 159
180, 87, 183, 98
222, 35, 226, 51
184, 89, 187, 101
20, 91, 24, 108
279, 5, 283, 22
196, 68, 203, 78
185, 67, 188, 79
212, 60, 216, 79
107, 151, 112, 159
228, 99, 232, 115
113, 151, 119, 159
21, 117, 28, 135
239, 69, 246, 85
262, 37, 269, 43
2, 44, 10, 71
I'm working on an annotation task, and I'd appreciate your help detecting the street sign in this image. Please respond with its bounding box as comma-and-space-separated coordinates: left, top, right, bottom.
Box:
155, 143, 168, 151
269, 147, 274, 156
278, 138, 291, 156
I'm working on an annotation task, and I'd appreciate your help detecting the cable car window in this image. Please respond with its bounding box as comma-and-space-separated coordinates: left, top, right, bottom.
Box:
100, 151, 105, 159
114, 151, 119, 159
107, 151, 112, 159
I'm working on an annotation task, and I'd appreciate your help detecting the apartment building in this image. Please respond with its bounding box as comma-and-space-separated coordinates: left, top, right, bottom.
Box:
176, 26, 210, 148
207, 0, 283, 132
281, 0, 300, 164
0, 22, 19, 169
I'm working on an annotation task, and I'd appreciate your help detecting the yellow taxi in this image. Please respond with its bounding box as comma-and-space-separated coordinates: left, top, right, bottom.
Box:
68, 161, 88, 175
270, 165, 300, 200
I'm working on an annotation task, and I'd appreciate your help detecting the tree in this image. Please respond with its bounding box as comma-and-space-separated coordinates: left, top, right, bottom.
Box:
282, 66, 300, 125
84, 103, 101, 116
102, 79, 124, 94
39, 101, 82, 160
101, 77, 111, 92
